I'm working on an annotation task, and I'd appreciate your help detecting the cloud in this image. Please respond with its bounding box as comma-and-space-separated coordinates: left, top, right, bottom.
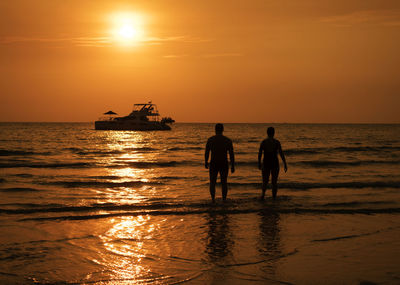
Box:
0, 35, 110, 47
143, 36, 185, 43
320, 9, 400, 27
161, 52, 242, 59
163, 54, 188, 58
72, 37, 111, 47
0, 35, 207, 47
202, 53, 242, 58
0, 36, 71, 44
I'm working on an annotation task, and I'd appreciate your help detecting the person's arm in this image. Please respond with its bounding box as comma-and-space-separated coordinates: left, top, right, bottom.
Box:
205, 140, 210, 169
258, 142, 263, 170
278, 141, 287, 172
229, 140, 235, 173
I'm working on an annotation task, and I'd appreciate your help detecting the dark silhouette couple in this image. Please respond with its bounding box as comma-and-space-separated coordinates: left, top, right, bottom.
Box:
205, 124, 287, 203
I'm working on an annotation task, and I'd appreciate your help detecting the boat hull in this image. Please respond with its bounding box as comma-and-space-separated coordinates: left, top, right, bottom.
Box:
95, 120, 171, 131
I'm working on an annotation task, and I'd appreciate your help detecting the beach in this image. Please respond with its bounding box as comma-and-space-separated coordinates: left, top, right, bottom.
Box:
1, 123, 399, 284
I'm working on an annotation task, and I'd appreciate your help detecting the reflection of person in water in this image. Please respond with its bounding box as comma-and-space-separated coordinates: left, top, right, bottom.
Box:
205, 212, 234, 283
205, 123, 235, 203
258, 127, 287, 200
258, 210, 280, 256
205, 212, 233, 261
258, 210, 281, 277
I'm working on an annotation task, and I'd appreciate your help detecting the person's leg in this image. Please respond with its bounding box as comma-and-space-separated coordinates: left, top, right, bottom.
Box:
261, 167, 271, 200
209, 166, 218, 203
271, 167, 280, 199
220, 166, 229, 201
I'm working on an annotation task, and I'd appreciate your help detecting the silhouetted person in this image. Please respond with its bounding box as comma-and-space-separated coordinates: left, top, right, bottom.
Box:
205, 123, 235, 202
258, 127, 287, 200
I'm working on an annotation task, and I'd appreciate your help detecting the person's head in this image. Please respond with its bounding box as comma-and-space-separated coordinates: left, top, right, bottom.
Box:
215, 123, 224, 134
267, 127, 275, 138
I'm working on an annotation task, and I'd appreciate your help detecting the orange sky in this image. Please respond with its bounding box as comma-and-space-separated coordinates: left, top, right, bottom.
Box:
1, 0, 399, 123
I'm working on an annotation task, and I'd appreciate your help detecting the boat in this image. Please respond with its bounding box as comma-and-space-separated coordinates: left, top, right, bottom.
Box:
160, 117, 175, 124
95, 103, 173, 131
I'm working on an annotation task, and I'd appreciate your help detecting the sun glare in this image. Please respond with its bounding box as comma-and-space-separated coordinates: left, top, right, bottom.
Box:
110, 12, 145, 45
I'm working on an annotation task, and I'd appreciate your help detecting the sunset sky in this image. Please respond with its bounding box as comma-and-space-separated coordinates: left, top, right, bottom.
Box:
1, 0, 399, 123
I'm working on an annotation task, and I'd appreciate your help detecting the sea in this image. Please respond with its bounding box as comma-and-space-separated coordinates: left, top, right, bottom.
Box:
0, 123, 399, 284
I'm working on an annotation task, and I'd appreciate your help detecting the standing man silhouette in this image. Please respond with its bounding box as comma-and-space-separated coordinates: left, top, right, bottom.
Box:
258, 127, 287, 200
205, 123, 235, 203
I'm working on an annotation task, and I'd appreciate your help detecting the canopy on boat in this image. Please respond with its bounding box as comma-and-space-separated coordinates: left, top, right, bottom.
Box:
104, 111, 117, 115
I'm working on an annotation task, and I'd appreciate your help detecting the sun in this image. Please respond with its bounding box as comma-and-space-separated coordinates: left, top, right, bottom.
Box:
118, 24, 136, 39
110, 12, 145, 45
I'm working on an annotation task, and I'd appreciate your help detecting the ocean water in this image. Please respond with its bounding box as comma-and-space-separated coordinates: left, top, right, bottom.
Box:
0, 122, 399, 284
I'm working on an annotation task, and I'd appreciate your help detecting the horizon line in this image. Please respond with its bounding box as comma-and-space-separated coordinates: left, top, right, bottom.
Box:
0, 121, 399, 125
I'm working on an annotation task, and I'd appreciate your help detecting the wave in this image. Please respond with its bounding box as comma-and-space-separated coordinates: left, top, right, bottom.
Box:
81, 175, 180, 181
19, 207, 400, 221
233, 146, 400, 156
0, 162, 93, 169
168, 146, 203, 151
295, 160, 400, 167
76, 150, 125, 155
234, 149, 319, 155
284, 146, 400, 156
0, 149, 52, 156
284, 148, 323, 155
1, 159, 398, 170
0, 149, 34, 156
5, 198, 282, 215
1, 200, 208, 215
67, 147, 157, 155
0, 187, 40, 192
0, 160, 192, 169
77, 147, 159, 155
3, 196, 398, 217
158, 176, 182, 180
87, 175, 122, 180
13, 173, 34, 178
333, 146, 400, 152
236, 159, 400, 168
1, 202, 181, 214
236, 161, 258, 167
320, 201, 392, 207
124, 147, 157, 152
123, 161, 187, 168
235, 138, 259, 143
0, 202, 64, 208
227, 181, 400, 189
280, 181, 400, 189
64, 147, 81, 152
43, 180, 163, 188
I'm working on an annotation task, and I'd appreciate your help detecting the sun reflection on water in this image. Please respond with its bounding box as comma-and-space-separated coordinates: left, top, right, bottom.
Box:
99, 215, 158, 281
97, 131, 159, 204
92, 132, 166, 281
